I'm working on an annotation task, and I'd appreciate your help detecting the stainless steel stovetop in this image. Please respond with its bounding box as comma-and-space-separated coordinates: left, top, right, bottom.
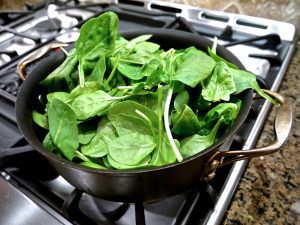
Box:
0, 1, 297, 225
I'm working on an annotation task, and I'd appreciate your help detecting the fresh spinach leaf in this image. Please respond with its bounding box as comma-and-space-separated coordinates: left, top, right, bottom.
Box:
108, 133, 156, 166
129, 93, 159, 113
108, 100, 159, 128
68, 81, 106, 101
118, 51, 151, 65
117, 62, 143, 80
107, 155, 151, 169
78, 122, 97, 145
47, 92, 69, 104
173, 48, 216, 88
150, 135, 177, 166
40, 49, 78, 92
201, 61, 236, 102
171, 104, 201, 137
102, 156, 114, 169
174, 90, 189, 111
199, 102, 239, 130
207, 47, 238, 69
180, 117, 223, 158
87, 56, 106, 82
134, 41, 160, 53
81, 138, 107, 158
48, 99, 79, 160
143, 59, 163, 89
42, 132, 57, 152
32, 110, 48, 129
229, 67, 277, 104
71, 90, 122, 120
125, 34, 152, 49
110, 113, 153, 137
76, 12, 118, 77
81, 117, 117, 158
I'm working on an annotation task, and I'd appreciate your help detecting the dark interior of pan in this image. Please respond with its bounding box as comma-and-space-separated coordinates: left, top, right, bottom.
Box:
15, 28, 252, 203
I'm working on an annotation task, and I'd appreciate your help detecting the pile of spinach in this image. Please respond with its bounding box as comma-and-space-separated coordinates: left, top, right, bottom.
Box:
32, 12, 276, 170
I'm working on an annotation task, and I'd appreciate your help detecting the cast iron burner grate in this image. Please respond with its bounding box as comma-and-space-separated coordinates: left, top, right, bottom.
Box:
0, 1, 297, 225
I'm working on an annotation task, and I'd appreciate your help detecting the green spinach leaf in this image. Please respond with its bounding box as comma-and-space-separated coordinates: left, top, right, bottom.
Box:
134, 41, 160, 53
199, 102, 239, 131
174, 90, 189, 111
87, 56, 106, 82
78, 122, 97, 145
107, 155, 151, 169
47, 92, 69, 104
171, 104, 201, 137
68, 81, 106, 101
201, 61, 236, 102
117, 62, 143, 80
40, 49, 78, 92
108, 133, 156, 166
110, 113, 153, 137
207, 47, 238, 69
229, 67, 277, 104
108, 100, 159, 128
173, 48, 216, 88
76, 12, 118, 76
180, 117, 223, 158
80, 161, 107, 169
71, 90, 121, 120
48, 99, 79, 160
42, 132, 57, 152
150, 135, 177, 166
32, 110, 48, 129
81, 118, 117, 158
125, 34, 152, 50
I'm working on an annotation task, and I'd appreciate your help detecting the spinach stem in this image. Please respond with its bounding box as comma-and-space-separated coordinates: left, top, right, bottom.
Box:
110, 43, 127, 56
78, 64, 85, 88
164, 84, 183, 162
75, 150, 91, 162
119, 59, 144, 65
60, 47, 69, 56
212, 37, 218, 54
209, 116, 224, 139
135, 109, 156, 138
107, 95, 129, 101
157, 84, 163, 154
117, 85, 136, 90
106, 57, 120, 84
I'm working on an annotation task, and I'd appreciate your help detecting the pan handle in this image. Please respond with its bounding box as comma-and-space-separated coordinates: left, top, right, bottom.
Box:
203, 91, 293, 181
17, 42, 68, 80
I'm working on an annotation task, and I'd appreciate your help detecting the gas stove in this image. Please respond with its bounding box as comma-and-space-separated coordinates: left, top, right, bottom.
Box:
0, 1, 297, 225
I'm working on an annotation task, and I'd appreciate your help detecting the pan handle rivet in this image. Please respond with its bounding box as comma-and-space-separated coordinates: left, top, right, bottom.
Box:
206, 172, 216, 181
210, 160, 219, 169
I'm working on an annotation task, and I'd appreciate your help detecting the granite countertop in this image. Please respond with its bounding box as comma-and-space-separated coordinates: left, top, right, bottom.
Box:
164, 0, 300, 224
223, 43, 300, 225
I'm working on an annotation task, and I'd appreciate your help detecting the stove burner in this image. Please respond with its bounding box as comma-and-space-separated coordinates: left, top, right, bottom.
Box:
223, 33, 281, 49
0, 50, 18, 58
0, 26, 41, 44
55, 29, 79, 43
35, 18, 61, 33
0, 11, 31, 26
